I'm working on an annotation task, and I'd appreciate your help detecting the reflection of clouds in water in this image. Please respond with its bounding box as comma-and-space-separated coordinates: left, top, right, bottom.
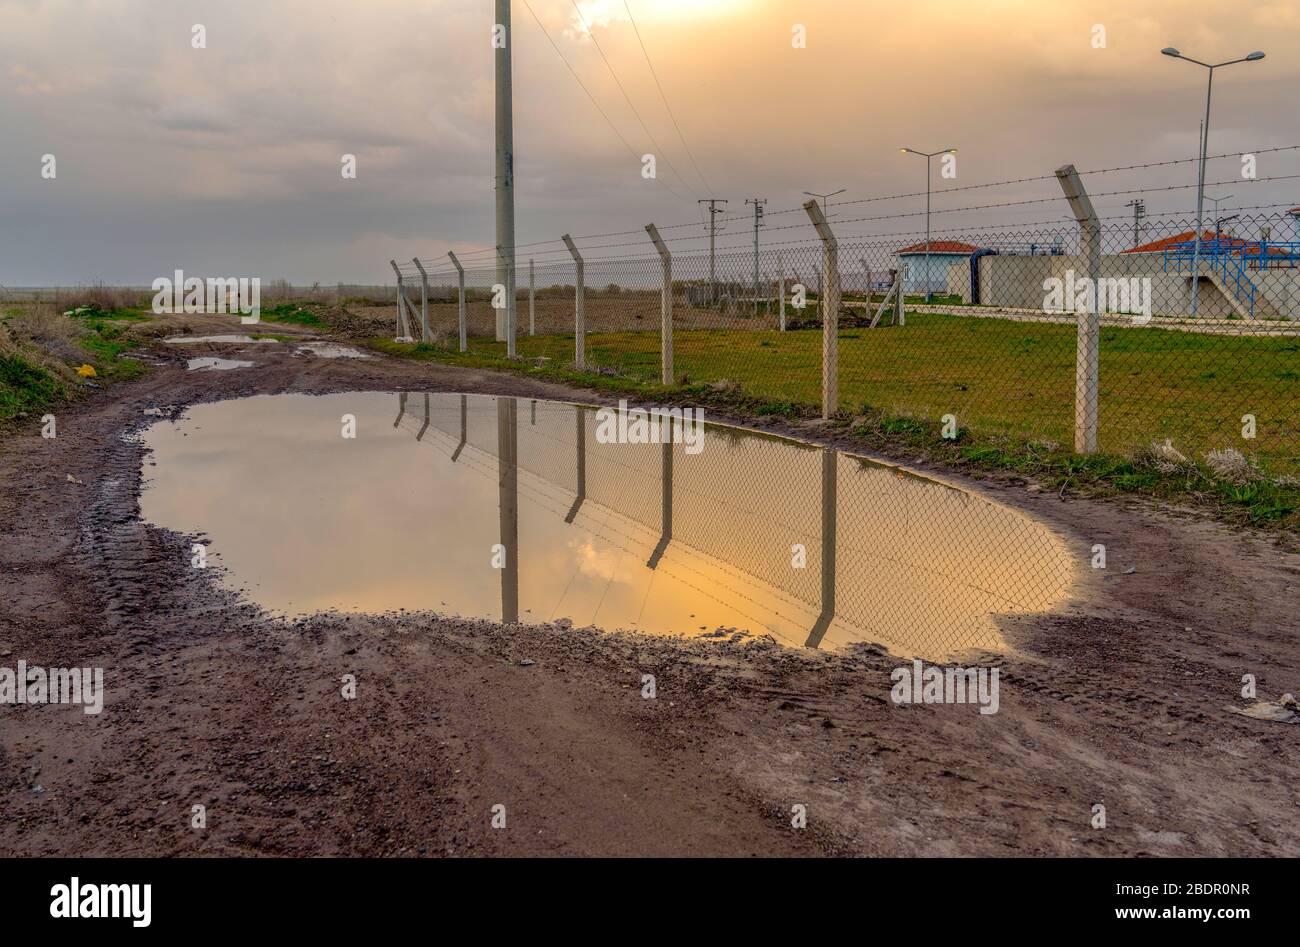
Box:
570, 537, 626, 583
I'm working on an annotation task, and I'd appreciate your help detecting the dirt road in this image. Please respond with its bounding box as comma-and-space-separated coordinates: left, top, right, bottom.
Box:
1, 321, 1297, 856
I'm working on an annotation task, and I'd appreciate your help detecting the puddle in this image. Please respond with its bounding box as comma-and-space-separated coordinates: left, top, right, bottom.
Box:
186, 357, 255, 372
138, 393, 1074, 657
164, 335, 278, 345
293, 342, 369, 359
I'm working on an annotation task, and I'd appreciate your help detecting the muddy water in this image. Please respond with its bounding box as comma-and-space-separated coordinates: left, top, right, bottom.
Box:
138, 392, 1074, 657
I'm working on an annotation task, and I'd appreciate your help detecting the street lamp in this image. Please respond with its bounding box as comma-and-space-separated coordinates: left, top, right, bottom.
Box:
1204, 192, 1232, 235
901, 147, 957, 301
802, 189, 846, 218
1161, 47, 1264, 318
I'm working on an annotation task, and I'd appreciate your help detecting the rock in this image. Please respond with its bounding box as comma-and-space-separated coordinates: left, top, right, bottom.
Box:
519, 659, 536, 667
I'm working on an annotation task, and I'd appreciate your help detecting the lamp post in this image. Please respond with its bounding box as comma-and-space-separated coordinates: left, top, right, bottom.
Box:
901, 147, 956, 301
1161, 47, 1264, 318
1205, 192, 1232, 235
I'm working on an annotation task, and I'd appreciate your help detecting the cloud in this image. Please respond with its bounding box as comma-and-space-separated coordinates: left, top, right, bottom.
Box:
0, 0, 1296, 284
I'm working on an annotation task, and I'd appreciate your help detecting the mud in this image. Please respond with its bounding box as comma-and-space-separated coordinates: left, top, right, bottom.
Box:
1, 318, 1297, 857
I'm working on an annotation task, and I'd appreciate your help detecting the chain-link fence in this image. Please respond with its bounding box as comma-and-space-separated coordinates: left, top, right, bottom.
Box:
393, 206, 1299, 479
393, 392, 1072, 656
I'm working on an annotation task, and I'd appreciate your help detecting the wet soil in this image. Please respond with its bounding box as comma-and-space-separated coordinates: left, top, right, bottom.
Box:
1, 314, 1297, 856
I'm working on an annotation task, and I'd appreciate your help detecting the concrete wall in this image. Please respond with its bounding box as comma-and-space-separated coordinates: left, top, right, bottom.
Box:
972, 253, 1300, 320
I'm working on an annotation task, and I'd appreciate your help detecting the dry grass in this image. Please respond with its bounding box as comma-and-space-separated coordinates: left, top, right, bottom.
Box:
7, 306, 88, 365
51, 283, 148, 312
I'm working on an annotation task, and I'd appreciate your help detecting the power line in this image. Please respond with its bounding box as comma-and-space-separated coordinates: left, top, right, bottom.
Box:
622, 0, 711, 193
518, 0, 692, 206
414, 144, 1300, 266
568, 0, 698, 201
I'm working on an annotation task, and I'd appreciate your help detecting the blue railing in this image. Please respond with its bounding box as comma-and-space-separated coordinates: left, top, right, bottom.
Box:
1161, 240, 1258, 318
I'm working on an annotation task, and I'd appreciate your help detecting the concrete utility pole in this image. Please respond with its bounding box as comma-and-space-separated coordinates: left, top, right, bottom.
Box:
698, 199, 727, 303
495, 0, 517, 352
1125, 199, 1146, 249
745, 198, 766, 312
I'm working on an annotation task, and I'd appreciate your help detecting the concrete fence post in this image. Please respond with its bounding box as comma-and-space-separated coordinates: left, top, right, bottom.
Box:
528, 258, 536, 337
646, 224, 674, 385
447, 251, 467, 352
779, 252, 786, 332
411, 257, 430, 342
562, 235, 585, 370
389, 259, 411, 340
804, 201, 839, 419
1056, 164, 1101, 454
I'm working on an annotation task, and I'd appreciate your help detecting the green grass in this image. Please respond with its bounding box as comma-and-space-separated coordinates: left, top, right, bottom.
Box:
448, 312, 1297, 476
258, 302, 328, 329
361, 310, 1300, 531
67, 307, 151, 380
0, 353, 65, 421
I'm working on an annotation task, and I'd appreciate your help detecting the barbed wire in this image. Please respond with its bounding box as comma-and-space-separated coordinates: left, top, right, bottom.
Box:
413, 143, 1300, 268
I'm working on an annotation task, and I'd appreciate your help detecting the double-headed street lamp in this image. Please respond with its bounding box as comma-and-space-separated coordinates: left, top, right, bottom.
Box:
1161, 47, 1264, 318
901, 147, 956, 301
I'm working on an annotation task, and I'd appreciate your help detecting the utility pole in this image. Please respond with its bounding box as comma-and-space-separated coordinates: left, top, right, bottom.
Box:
495, 0, 517, 354
1125, 199, 1146, 249
698, 199, 727, 304
745, 198, 766, 312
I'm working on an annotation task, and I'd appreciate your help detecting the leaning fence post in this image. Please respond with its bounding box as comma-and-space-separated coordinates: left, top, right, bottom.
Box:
1056, 164, 1101, 454
804, 201, 839, 419
562, 235, 585, 370
389, 259, 411, 340
447, 251, 467, 352
528, 258, 536, 337
646, 224, 674, 385
411, 257, 430, 342
779, 252, 786, 331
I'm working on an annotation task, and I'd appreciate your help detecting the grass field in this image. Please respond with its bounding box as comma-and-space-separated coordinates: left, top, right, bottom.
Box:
451, 312, 1297, 476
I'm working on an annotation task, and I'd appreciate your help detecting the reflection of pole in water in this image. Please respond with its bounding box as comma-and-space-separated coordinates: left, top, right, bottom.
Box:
566, 405, 587, 523
497, 397, 519, 623
648, 417, 674, 569
452, 394, 467, 462
417, 393, 430, 441
806, 447, 837, 649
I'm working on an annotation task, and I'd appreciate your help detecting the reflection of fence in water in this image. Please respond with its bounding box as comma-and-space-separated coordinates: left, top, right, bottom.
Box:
397, 393, 1072, 656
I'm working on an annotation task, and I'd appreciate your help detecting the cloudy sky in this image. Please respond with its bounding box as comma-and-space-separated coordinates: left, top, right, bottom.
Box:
2, 0, 1297, 285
